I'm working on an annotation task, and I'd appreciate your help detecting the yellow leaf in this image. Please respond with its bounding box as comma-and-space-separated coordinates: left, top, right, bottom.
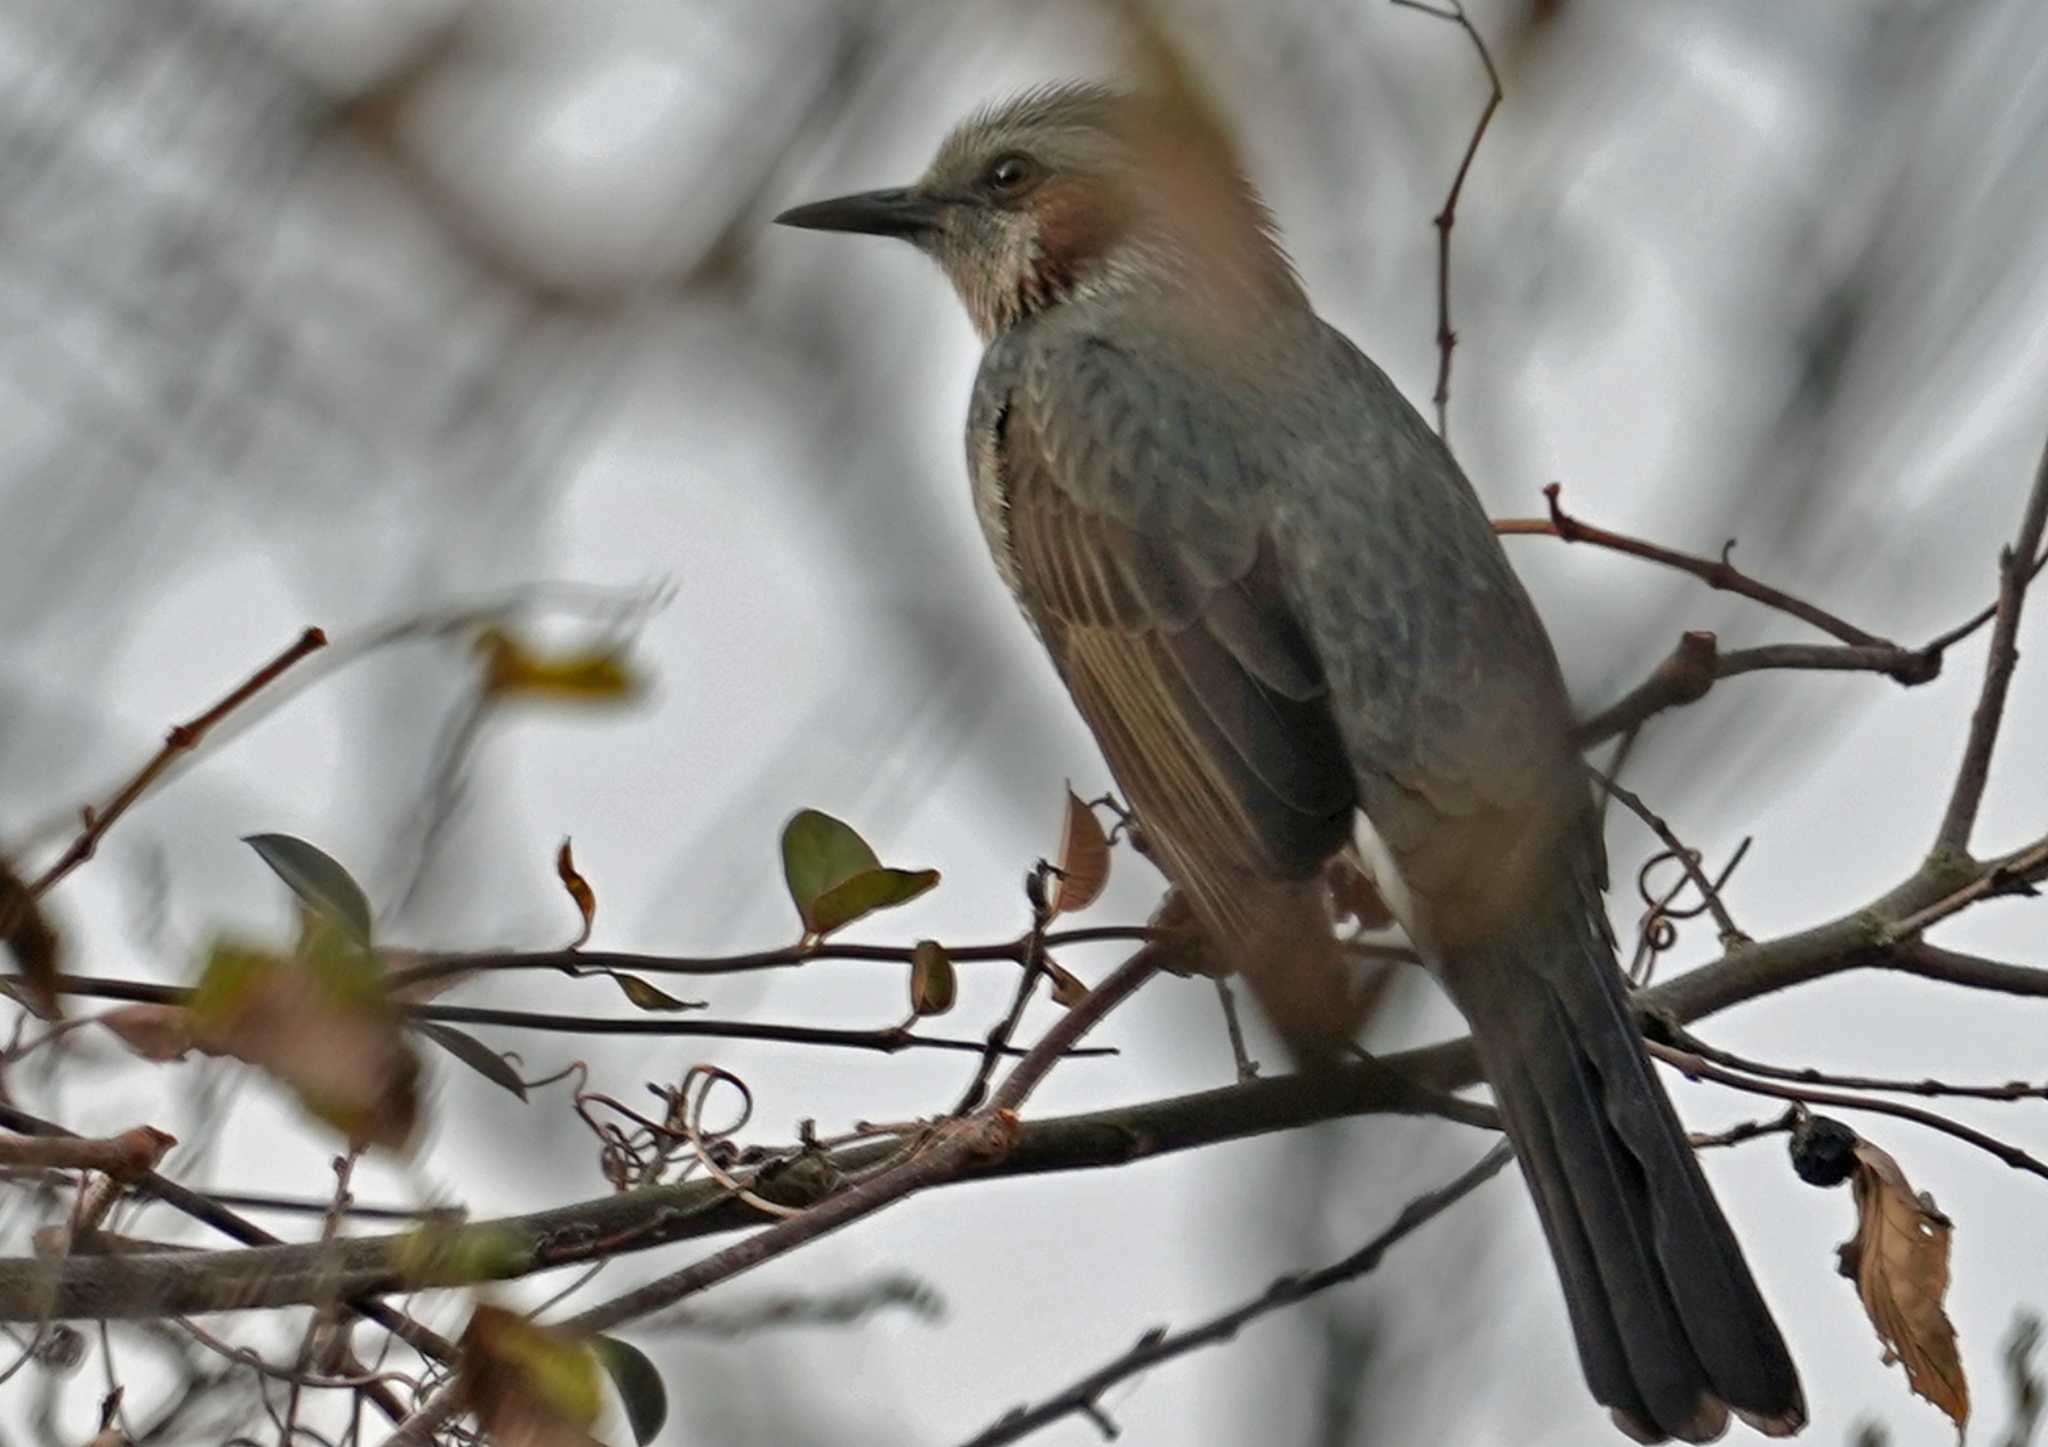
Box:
459, 1306, 604, 1447
479, 628, 643, 703
1841, 1139, 1968, 1433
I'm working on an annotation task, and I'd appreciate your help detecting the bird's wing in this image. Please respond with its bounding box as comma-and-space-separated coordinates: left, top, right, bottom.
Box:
983, 332, 1357, 955
981, 318, 1596, 948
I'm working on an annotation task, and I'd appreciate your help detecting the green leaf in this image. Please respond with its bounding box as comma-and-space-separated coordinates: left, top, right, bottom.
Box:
607, 973, 704, 1013
590, 1335, 668, 1446
780, 809, 880, 932
908, 939, 956, 1016
413, 1021, 527, 1101
243, 834, 373, 944
809, 867, 939, 937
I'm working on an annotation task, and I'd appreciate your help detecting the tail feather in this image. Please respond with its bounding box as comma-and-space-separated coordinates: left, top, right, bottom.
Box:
1439, 904, 1805, 1443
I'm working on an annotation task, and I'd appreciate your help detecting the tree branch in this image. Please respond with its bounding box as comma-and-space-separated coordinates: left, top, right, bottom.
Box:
1935, 431, 2048, 854
954, 1140, 1515, 1446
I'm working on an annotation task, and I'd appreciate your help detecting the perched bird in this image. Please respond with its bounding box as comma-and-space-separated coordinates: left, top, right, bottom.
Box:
777, 83, 1804, 1443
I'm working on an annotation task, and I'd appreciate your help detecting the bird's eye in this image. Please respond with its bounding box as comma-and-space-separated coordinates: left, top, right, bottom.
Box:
983, 152, 1041, 195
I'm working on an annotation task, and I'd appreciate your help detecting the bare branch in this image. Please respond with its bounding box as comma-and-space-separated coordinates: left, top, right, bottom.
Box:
16, 628, 326, 904
1390, 0, 1503, 447
953, 1141, 1514, 1446
1498, 484, 1891, 646
1649, 1042, 2048, 1182
1935, 431, 2048, 854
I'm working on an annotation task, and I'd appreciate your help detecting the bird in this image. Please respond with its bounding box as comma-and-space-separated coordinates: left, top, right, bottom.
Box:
776, 82, 1804, 1443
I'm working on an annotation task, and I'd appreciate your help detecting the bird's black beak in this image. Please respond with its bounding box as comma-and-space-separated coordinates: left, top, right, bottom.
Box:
774, 187, 943, 242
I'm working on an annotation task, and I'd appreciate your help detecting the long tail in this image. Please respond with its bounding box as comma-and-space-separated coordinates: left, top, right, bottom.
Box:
1436, 895, 1805, 1443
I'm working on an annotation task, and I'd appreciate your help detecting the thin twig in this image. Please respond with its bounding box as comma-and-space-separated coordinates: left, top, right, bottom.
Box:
1390, 0, 1502, 448
45, 974, 1113, 1059
20, 628, 327, 903
380, 926, 1153, 996
1658, 1023, 2048, 1103
1589, 767, 1747, 945
1649, 1043, 2048, 1182
1497, 484, 1887, 646
953, 1140, 1515, 1446
1689, 1106, 1802, 1152
1212, 978, 1258, 1082
1935, 431, 2048, 855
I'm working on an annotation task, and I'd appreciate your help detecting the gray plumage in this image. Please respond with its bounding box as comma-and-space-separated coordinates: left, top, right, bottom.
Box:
778, 82, 1804, 1444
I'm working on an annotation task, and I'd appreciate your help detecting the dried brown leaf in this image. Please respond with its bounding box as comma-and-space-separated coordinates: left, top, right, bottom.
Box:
1840, 1139, 1969, 1433
1049, 789, 1111, 917
556, 839, 595, 949
98, 1004, 194, 1062
1045, 958, 1089, 1009
0, 858, 60, 1020
909, 939, 956, 1017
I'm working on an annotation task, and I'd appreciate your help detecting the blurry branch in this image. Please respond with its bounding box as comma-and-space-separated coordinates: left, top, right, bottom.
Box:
0, 1102, 455, 1374
953, 1141, 1515, 1447
10, 586, 665, 861
2004, 1314, 2044, 1447
380, 946, 1165, 1446
8, 627, 326, 903
1389, 0, 1503, 448
635, 1273, 941, 1337
1936, 441, 2048, 852
0, 1126, 173, 1180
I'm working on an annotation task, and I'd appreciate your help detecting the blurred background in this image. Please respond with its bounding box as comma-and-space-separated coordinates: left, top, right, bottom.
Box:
4, 0, 2048, 1442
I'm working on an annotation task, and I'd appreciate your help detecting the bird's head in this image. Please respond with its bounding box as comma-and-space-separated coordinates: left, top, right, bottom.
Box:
776, 83, 1298, 340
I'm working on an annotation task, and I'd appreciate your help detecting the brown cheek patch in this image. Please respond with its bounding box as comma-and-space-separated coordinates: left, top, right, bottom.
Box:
1031, 178, 1128, 294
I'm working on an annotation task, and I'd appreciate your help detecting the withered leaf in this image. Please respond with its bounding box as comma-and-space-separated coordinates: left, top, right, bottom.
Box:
479, 628, 644, 704
1045, 958, 1089, 1009
555, 838, 595, 949
909, 939, 956, 1017
605, 973, 703, 1013
0, 858, 60, 1020
458, 1305, 604, 1447
1048, 789, 1111, 917
98, 1004, 194, 1063
1840, 1139, 1968, 1433
190, 939, 420, 1153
